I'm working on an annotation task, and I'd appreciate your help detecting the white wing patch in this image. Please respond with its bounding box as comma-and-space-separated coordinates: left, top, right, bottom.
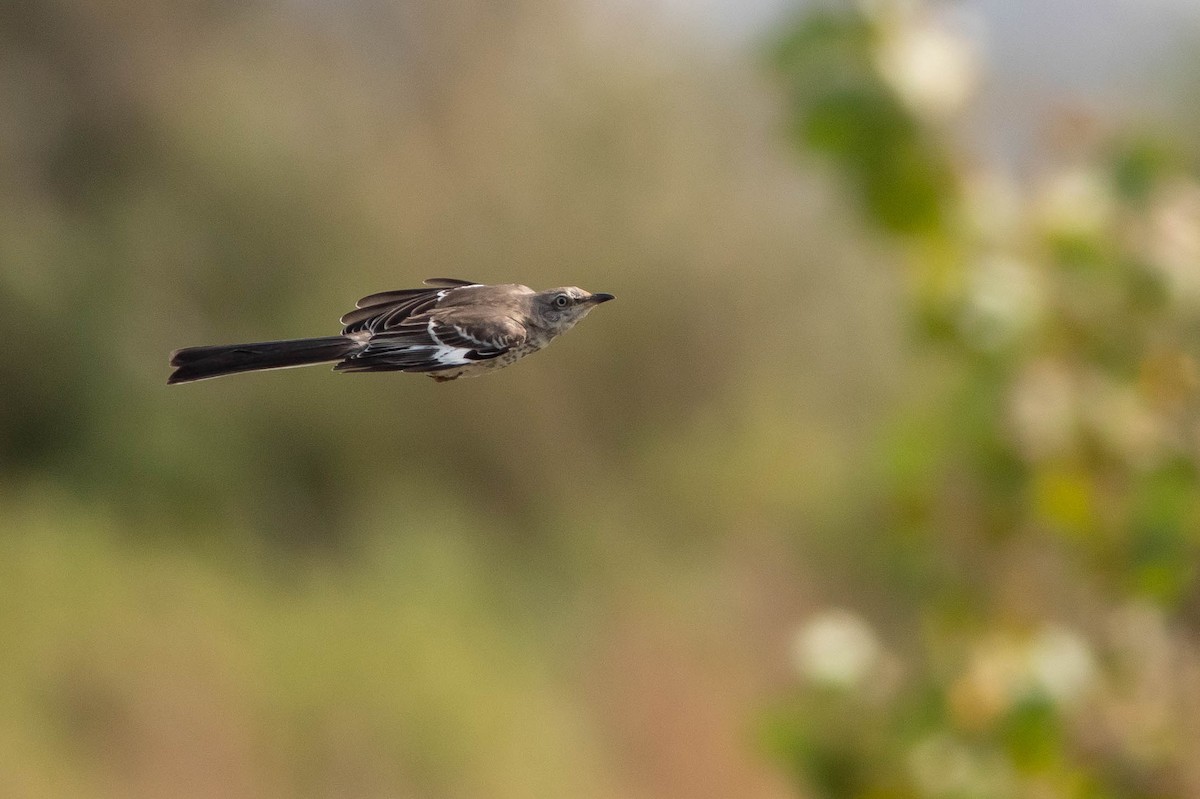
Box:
426, 317, 474, 366
434, 348, 474, 365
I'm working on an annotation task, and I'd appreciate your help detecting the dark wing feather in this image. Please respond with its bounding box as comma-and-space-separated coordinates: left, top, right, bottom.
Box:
423, 278, 480, 287
339, 279, 481, 332
334, 312, 525, 373
340, 291, 441, 333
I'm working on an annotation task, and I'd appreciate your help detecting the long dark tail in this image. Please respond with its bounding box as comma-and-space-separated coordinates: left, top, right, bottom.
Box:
168, 337, 361, 384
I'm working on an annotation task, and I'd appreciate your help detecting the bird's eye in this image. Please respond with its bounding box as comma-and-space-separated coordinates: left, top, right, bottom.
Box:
554, 294, 570, 308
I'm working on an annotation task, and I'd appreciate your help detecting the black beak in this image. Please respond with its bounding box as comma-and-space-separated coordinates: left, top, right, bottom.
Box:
589, 293, 615, 304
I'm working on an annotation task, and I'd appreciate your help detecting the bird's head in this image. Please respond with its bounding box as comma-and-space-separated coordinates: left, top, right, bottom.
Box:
530, 287, 615, 334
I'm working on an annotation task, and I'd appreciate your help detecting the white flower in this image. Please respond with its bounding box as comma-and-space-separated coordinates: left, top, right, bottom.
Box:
960, 626, 1097, 716
791, 609, 881, 689
873, 8, 983, 121
1144, 179, 1200, 305
1026, 626, 1097, 706
1034, 167, 1116, 238
961, 253, 1044, 348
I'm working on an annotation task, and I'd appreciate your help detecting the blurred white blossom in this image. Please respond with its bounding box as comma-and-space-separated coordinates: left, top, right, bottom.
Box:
1034, 167, 1117, 238
791, 609, 881, 689
962, 254, 1044, 348
1026, 626, 1097, 705
959, 626, 1097, 719
1143, 179, 1200, 305
872, 7, 983, 121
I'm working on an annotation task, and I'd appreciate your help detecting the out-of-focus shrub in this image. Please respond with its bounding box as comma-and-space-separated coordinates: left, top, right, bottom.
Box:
767, 2, 1200, 797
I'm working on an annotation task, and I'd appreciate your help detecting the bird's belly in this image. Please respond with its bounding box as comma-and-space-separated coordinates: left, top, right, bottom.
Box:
427, 345, 538, 382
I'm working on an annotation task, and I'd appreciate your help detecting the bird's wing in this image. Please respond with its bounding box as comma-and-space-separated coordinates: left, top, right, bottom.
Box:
334, 308, 526, 373
339, 279, 481, 333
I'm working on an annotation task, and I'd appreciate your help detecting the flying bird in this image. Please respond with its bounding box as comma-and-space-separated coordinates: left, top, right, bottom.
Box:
168, 278, 614, 385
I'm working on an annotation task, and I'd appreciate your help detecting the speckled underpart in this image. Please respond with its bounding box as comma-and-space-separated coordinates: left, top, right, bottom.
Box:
429, 341, 543, 382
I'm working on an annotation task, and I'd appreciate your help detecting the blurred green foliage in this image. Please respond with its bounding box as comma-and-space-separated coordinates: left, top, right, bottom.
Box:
769, 3, 1200, 798
775, 11, 953, 236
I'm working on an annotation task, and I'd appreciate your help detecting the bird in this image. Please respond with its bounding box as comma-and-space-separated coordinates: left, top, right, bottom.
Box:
168, 278, 615, 385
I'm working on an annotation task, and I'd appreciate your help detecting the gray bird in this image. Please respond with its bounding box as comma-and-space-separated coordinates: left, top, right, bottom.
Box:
168, 278, 614, 384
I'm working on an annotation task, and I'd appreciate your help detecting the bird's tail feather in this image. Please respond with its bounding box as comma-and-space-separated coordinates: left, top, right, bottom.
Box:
168, 337, 360, 384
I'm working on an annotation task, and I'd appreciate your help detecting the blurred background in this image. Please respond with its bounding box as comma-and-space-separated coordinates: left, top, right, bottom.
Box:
3, 0, 1200, 796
